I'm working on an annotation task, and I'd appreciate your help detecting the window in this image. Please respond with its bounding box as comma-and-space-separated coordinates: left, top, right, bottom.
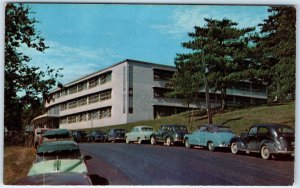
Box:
100, 72, 112, 84
68, 100, 77, 109
258, 127, 269, 135
249, 127, 257, 134
100, 90, 111, 101
153, 69, 174, 81
77, 113, 86, 122
68, 115, 76, 123
89, 94, 99, 103
61, 89, 68, 96
60, 103, 68, 111
78, 82, 87, 92
89, 78, 98, 88
77, 97, 87, 106
69, 85, 77, 94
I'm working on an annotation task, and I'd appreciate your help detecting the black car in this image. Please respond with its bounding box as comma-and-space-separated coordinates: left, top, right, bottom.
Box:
71, 130, 87, 142
150, 124, 189, 146
230, 123, 295, 160
86, 130, 107, 142
107, 129, 127, 143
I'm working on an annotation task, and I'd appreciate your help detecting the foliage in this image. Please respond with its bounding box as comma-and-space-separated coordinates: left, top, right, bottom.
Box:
175, 18, 255, 110
5, 3, 62, 131
254, 6, 296, 101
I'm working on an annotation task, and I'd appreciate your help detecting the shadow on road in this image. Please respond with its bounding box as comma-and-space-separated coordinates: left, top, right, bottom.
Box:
89, 174, 109, 185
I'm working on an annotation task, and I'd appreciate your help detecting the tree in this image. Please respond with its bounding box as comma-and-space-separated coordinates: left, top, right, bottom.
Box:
176, 18, 255, 110
5, 3, 62, 131
255, 6, 296, 101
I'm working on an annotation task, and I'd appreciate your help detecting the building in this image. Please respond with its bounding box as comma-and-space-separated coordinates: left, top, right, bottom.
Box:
31, 59, 268, 130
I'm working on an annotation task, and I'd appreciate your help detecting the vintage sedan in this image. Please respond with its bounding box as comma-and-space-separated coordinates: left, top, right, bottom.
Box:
125, 126, 154, 144
28, 140, 92, 176
230, 123, 295, 160
150, 124, 188, 146
15, 172, 93, 185
184, 124, 235, 151
107, 128, 127, 143
86, 130, 107, 142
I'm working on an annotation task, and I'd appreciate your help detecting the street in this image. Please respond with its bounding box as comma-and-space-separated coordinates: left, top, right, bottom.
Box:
79, 143, 294, 185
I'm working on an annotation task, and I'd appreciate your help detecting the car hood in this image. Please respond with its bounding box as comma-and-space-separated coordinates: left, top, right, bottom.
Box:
27, 159, 88, 176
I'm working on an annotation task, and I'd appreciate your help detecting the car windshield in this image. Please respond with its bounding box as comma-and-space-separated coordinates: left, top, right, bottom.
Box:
174, 126, 187, 131
115, 129, 126, 133
141, 127, 153, 131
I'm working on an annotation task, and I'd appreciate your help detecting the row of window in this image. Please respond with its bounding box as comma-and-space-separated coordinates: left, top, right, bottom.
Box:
60, 107, 112, 124
60, 89, 112, 111
53, 71, 112, 100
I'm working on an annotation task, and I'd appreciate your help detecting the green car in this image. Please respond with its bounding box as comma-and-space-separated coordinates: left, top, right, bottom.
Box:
28, 141, 91, 176
125, 126, 154, 144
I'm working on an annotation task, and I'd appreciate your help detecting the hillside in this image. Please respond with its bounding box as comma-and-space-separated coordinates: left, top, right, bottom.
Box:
92, 102, 295, 135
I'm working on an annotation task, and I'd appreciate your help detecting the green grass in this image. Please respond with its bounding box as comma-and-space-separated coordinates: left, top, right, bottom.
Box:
85, 102, 295, 135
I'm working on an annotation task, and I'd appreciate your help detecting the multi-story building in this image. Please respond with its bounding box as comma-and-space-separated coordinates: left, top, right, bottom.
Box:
31, 59, 268, 130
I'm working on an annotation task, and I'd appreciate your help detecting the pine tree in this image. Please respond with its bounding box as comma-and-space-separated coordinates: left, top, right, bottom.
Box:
255, 6, 296, 101
176, 18, 255, 110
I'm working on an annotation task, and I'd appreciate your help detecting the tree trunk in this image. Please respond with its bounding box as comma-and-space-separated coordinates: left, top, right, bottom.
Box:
221, 83, 227, 110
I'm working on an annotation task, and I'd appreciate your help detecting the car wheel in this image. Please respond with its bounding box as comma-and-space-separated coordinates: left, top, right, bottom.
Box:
207, 142, 214, 151
138, 138, 142, 144
150, 136, 156, 145
126, 137, 130, 144
166, 137, 172, 147
185, 138, 191, 149
261, 145, 271, 160
231, 142, 238, 154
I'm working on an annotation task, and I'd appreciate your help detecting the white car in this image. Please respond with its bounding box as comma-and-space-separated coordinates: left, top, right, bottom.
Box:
125, 126, 154, 144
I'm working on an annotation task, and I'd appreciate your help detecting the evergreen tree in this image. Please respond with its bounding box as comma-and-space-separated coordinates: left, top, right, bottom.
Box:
255, 6, 296, 101
176, 18, 255, 110
5, 3, 62, 131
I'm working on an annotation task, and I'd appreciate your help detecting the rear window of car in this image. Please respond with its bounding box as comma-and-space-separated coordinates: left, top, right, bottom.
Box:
141, 127, 153, 131
277, 127, 294, 134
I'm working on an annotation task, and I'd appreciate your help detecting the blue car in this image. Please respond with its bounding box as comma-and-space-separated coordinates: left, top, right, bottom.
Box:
184, 124, 235, 151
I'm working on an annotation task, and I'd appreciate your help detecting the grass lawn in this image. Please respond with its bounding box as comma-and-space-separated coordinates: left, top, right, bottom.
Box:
3, 146, 35, 185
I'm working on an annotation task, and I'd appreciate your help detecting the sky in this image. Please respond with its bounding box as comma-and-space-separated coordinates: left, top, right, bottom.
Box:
19, 3, 271, 84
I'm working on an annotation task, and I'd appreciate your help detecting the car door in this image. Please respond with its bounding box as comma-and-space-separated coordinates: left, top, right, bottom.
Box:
246, 126, 258, 150
256, 126, 272, 150
160, 125, 169, 141
198, 126, 208, 146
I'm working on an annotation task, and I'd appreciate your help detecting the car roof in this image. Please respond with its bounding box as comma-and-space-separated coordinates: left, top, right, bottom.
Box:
252, 123, 293, 129
162, 124, 186, 127
15, 172, 92, 185
43, 129, 70, 139
37, 141, 79, 154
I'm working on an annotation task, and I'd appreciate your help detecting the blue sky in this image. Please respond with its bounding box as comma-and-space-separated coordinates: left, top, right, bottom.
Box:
22, 4, 269, 84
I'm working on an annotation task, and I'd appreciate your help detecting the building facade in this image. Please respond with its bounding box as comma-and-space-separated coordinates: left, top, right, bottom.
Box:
31, 59, 268, 130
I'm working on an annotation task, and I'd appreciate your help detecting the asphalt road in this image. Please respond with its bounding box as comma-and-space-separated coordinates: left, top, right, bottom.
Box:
79, 143, 294, 186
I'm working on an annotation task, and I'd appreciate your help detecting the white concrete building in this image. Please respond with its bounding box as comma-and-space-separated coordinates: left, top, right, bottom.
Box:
32, 59, 268, 130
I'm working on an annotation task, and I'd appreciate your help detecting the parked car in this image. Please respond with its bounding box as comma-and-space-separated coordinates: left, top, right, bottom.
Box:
86, 130, 107, 142
42, 129, 71, 142
107, 129, 127, 143
184, 124, 235, 151
15, 172, 93, 185
150, 124, 188, 146
28, 140, 92, 176
230, 123, 295, 160
34, 128, 50, 148
71, 130, 87, 142
125, 126, 154, 144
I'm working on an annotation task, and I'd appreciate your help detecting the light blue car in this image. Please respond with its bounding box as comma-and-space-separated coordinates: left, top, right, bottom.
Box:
125, 126, 154, 144
184, 124, 235, 151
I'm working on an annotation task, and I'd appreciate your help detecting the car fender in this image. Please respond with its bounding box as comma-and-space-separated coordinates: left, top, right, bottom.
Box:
230, 137, 246, 150
259, 140, 276, 152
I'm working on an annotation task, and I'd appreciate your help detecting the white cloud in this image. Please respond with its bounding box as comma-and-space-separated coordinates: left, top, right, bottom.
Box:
151, 6, 268, 37
18, 41, 122, 84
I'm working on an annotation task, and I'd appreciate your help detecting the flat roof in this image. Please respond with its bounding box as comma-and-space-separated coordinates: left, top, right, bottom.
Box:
51, 59, 175, 93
